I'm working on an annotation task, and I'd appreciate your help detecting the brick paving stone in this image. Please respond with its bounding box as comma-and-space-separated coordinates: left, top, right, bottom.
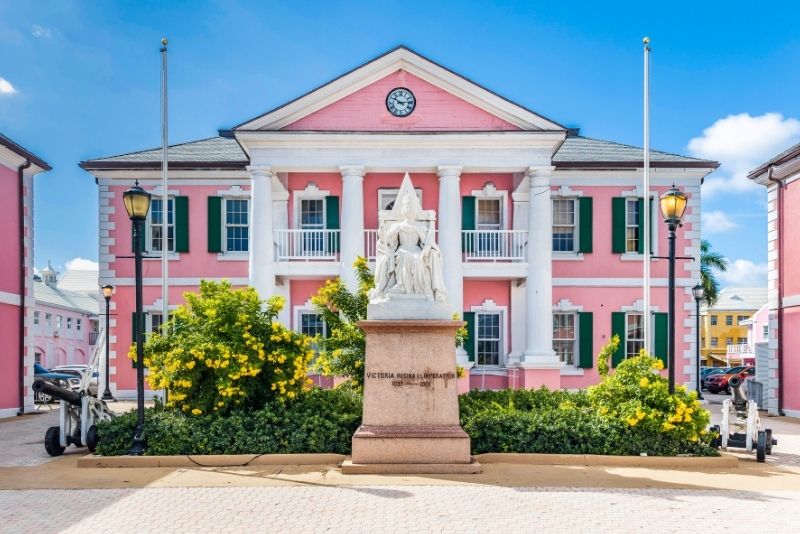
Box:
1, 486, 799, 533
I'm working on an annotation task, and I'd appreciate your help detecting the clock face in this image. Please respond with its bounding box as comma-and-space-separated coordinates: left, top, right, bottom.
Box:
386, 87, 416, 117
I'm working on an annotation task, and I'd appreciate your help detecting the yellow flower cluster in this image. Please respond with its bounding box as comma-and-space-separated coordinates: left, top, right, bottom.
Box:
667, 401, 694, 423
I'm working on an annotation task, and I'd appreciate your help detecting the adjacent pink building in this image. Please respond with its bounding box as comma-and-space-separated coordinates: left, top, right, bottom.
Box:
0, 133, 50, 418
749, 143, 800, 416
33, 265, 100, 369
80, 47, 718, 398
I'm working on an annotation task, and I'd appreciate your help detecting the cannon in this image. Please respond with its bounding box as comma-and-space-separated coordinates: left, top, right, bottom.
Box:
710, 375, 777, 462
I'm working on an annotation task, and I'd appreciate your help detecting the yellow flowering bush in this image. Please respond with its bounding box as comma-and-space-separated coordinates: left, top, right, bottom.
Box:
588, 335, 711, 444
139, 280, 314, 415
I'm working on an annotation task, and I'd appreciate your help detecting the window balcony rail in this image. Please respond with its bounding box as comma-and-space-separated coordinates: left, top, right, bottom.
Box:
364, 229, 379, 261
726, 343, 753, 356
462, 230, 528, 262
274, 229, 340, 261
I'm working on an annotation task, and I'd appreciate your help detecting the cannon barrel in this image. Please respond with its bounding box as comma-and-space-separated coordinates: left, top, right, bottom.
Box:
728, 375, 749, 409
33, 379, 82, 406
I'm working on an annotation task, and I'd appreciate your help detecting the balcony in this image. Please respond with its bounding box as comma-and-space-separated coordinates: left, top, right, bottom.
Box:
726, 343, 753, 357
276, 229, 527, 265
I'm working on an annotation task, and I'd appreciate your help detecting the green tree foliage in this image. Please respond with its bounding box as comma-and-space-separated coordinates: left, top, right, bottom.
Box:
701, 239, 728, 307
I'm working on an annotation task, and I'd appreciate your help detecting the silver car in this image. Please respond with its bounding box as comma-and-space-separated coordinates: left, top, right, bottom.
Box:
50, 365, 99, 396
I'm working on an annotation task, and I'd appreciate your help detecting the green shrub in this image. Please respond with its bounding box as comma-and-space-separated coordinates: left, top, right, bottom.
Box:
96, 387, 362, 456
141, 280, 315, 416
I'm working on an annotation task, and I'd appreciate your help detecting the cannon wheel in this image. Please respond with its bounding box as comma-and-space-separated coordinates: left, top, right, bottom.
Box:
765, 429, 773, 455
756, 430, 767, 462
45, 426, 65, 457
86, 425, 98, 453
709, 425, 722, 448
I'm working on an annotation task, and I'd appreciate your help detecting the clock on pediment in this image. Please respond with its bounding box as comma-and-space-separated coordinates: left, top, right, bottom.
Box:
386, 87, 416, 117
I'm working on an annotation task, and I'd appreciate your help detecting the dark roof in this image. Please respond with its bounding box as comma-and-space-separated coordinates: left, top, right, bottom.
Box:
748, 142, 800, 179
553, 135, 719, 169
231, 45, 566, 131
79, 137, 248, 170
0, 133, 51, 171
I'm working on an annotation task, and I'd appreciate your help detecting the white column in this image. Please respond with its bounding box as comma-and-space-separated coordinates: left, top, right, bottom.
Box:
339, 165, 366, 290
522, 166, 560, 366
248, 165, 276, 300
437, 165, 469, 366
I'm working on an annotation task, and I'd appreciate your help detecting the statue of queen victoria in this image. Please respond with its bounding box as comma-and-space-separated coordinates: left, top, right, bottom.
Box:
368, 174, 450, 319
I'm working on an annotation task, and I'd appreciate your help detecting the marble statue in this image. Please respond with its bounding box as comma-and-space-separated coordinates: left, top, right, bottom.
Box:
369, 174, 448, 314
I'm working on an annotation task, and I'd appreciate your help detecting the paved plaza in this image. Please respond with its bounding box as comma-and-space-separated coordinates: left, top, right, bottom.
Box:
1, 397, 800, 533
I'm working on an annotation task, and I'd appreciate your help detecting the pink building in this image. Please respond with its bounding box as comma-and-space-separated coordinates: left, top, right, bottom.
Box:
749, 143, 800, 416
80, 47, 717, 398
33, 265, 100, 369
0, 133, 50, 418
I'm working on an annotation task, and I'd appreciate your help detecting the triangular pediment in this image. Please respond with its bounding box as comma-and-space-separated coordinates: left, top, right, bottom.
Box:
234, 46, 564, 132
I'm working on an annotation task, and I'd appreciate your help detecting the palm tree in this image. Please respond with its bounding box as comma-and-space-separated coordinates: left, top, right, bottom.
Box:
700, 239, 728, 307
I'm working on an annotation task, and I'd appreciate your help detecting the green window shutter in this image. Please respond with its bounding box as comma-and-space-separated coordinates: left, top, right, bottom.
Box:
325, 196, 340, 253
611, 312, 626, 367
578, 312, 594, 368
653, 312, 668, 368
207, 196, 223, 253
461, 196, 476, 252
578, 197, 593, 253
175, 196, 189, 253
463, 311, 476, 363
611, 197, 626, 254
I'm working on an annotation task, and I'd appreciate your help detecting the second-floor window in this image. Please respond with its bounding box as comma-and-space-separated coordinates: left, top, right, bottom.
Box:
67, 317, 72, 330
725, 315, 733, 326
737, 337, 747, 344
737, 315, 748, 323
552, 199, 576, 252
476, 198, 502, 254
149, 198, 175, 253
710, 316, 718, 326
625, 199, 640, 253
763, 325, 769, 338
300, 198, 325, 253
225, 199, 249, 253
76, 318, 82, 331
34, 311, 39, 325
45, 313, 52, 327
56, 315, 63, 329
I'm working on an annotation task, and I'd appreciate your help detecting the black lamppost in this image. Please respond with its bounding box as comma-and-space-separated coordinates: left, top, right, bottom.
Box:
692, 283, 705, 400
659, 185, 688, 395
101, 284, 115, 401
123, 183, 151, 456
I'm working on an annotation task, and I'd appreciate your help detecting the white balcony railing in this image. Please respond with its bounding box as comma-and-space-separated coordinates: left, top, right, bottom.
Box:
462, 230, 528, 262
274, 229, 340, 261
726, 343, 753, 356
364, 229, 378, 261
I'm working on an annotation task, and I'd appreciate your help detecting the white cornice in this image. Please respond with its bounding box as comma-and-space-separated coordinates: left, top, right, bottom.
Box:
235, 48, 565, 132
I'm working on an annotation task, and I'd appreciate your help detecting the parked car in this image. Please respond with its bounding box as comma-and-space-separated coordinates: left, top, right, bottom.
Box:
701, 367, 729, 390
33, 363, 77, 403
706, 366, 755, 394
50, 365, 99, 396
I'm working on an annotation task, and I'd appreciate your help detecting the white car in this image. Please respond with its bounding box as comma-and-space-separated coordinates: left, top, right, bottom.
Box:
50, 365, 99, 396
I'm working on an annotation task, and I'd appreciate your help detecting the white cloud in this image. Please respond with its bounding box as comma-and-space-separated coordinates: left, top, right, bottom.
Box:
701, 210, 740, 233
718, 259, 768, 287
688, 113, 800, 196
31, 25, 52, 39
0, 77, 17, 95
65, 257, 99, 271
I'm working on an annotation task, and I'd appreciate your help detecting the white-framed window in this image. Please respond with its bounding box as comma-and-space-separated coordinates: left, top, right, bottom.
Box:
476, 312, 501, 366
148, 197, 175, 253
553, 312, 577, 365
224, 198, 249, 253
763, 324, 769, 338
34, 352, 42, 365
552, 198, 577, 252
299, 312, 325, 338
737, 337, 747, 344
45, 313, 52, 328
147, 312, 174, 335
725, 315, 733, 326
725, 337, 733, 346
737, 315, 749, 323
34, 311, 39, 325
378, 188, 422, 212
475, 198, 502, 255
299, 198, 325, 254
710, 315, 718, 326
56, 315, 63, 329
711, 337, 718, 348
67, 317, 72, 330
625, 313, 645, 357
625, 198, 640, 253
76, 318, 82, 332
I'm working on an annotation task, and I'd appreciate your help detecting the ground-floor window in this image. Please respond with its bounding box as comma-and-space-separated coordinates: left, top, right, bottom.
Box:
553, 312, 576, 365
626, 313, 645, 357
299, 312, 324, 338
34, 352, 42, 365
476, 312, 501, 366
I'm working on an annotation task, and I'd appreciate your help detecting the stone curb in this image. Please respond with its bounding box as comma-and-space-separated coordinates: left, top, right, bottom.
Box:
77, 453, 346, 468
475, 452, 739, 468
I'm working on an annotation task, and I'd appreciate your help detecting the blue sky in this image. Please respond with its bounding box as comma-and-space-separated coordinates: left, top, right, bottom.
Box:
2, 0, 799, 286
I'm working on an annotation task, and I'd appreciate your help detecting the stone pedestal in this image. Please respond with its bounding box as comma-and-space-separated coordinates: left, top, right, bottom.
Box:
342, 320, 480, 474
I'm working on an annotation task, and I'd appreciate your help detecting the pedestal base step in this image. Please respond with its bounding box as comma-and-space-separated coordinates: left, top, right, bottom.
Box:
351, 425, 472, 465
341, 457, 482, 475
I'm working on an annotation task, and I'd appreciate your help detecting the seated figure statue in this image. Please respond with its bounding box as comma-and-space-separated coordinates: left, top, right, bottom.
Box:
368, 174, 449, 319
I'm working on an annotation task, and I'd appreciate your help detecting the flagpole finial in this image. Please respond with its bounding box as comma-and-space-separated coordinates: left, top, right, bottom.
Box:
643, 36, 650, 47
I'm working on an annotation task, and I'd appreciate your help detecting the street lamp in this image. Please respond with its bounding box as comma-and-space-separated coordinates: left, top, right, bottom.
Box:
123, 183, 151, 456
692, 283, 705, 400
659, 185, 688, 394
101, 284, 114, 401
